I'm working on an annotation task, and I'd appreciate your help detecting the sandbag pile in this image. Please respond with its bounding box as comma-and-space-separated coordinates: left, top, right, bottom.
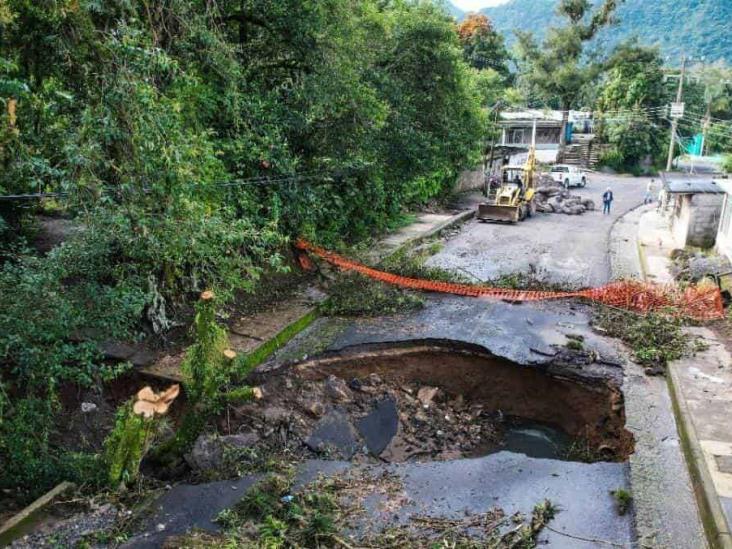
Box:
534, 176, 595, 215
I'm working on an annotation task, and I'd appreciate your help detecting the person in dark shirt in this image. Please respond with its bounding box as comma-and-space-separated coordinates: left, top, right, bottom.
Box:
602, 187, 614, 215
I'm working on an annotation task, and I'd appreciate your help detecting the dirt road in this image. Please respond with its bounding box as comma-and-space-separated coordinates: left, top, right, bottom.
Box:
429, 174, 650, 288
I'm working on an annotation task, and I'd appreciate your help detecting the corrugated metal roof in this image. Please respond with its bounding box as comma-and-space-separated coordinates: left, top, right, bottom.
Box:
664, 179, 724, 194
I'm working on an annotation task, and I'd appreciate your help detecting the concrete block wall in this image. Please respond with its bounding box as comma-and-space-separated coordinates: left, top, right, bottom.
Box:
687, 194, 724, 248
455, 169, 484, 193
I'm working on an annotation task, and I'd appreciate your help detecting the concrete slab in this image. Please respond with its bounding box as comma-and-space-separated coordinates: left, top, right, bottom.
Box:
355, 397, 398, 456
126, 454, 632, 548
305, 409, 361, 459
305, 295, 625, 385
370, 210, 475, 262
123, 476, 262, 549
623, 361, 707, 548
389, 453, 633, 548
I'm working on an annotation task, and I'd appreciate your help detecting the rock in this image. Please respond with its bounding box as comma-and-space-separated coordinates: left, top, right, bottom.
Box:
305, 410, 360, 459
80, 402, 97, 413
186, 432, 260, 471
367, 373, 382, 385
417, 386, 439, 407
325, 375, 352, 402
262, 406, 289, 424
547, 197, 563, 211
688, 255, 731, 281
581, 199, 596, 211
300, 399, 325, 418
355, 397, 399, 456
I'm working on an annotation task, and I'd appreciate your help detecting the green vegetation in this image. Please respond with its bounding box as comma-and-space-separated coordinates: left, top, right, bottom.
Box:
320, 244, 471, 317
104, 401, 164, 489
199, 472, 558, 548
0, 0, 492, 501
215, 473, 340, 548
321, 273, 425, 317
458, 13, 510, 77
611, 488, 632, 516
594, 308, 690, 373
161, 292, 255, 459
724, 155, 732, 174
596, 43, 667, 172
514, 0, 621, 157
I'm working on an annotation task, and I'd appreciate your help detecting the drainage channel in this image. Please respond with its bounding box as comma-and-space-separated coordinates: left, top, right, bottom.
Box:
226, 342, 635, 465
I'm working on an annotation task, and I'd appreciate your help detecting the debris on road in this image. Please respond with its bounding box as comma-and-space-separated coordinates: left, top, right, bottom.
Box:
534, 175, 595, 215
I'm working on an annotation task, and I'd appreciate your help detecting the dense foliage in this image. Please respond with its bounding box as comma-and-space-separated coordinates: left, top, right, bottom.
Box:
595, 43, 667, 171
514, 0, 621, 155
0, 0, 488, 500
457, 13, 510, 77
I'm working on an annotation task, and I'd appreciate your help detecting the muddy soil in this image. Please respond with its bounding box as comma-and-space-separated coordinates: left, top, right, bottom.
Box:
216, 345, 634, 472
222, 371, 504, 465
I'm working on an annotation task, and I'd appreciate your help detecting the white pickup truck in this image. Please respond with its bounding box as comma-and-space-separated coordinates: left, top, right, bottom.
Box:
550, 164, 587, 188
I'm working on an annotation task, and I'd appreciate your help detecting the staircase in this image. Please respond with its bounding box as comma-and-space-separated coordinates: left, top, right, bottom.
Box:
558, 134, 605, 169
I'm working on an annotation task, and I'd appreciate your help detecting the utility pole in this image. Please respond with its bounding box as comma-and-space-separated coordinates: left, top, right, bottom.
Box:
666, 56, 687, 172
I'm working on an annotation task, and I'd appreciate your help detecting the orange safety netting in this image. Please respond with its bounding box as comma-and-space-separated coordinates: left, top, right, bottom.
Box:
294, 239, 725, 321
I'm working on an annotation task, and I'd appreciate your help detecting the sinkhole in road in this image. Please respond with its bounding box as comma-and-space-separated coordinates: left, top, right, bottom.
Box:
288, 341, 635, 463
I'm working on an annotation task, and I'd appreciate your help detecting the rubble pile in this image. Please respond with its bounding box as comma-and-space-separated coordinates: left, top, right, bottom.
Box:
196, 373, 503, 473
534, 175, 595, 215
671, 248, 732, 283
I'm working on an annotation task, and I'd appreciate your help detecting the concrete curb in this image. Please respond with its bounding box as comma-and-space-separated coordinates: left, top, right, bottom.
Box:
622, 207, 732, 549
0, 482, 75, 545
607, 203, 646, 281
247, 207, 476, 367
374, 209, 476, 262
667, 365, 732, 549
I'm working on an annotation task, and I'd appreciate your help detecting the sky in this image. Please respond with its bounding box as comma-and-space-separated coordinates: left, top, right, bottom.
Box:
450, 0, 509, 11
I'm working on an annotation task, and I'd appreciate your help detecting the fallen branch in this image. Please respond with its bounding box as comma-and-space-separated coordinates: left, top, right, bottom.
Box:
544, 524, 628, 547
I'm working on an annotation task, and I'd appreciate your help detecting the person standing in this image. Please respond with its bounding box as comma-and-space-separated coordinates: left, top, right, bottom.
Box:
603, 187, 614, 215
644, 179, 655, 205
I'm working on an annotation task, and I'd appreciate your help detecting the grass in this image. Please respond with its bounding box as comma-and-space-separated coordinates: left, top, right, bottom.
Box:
611, 489, 632, 516
563, 437, 605, 463
181, 470, 559, 548
565, 339, 584, 351
320, 272, 425, 317
213, 473, 341, 548
380, 245, 471, 284
366, 499, 558, 548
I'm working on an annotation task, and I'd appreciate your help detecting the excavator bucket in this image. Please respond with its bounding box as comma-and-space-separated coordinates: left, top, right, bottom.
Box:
477, 203, 520, 223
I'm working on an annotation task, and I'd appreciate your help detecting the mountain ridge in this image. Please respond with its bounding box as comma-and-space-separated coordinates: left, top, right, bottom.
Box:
478, 0, 732, 63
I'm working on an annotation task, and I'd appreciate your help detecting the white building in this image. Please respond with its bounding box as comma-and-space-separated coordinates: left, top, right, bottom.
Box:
662, 178, 725, 249
497, 110, 594, 166
714, 179, 732, 261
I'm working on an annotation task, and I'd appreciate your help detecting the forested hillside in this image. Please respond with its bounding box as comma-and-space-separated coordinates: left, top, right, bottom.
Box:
482, 0, 732, 62
445, 1, 464, 19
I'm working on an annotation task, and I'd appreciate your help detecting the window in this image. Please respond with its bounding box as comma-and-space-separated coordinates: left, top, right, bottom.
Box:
509, 129, 525, 144
551, 166, 569, 173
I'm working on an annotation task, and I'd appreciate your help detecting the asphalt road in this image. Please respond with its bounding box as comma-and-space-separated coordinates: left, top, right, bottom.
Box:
429, 174, 650, 288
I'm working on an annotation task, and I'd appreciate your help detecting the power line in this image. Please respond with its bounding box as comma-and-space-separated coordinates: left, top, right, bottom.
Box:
0, 169, 358, 202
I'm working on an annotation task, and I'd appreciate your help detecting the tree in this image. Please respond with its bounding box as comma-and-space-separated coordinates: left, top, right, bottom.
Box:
595, 42, 666, 170
515, 0, 623, 158
689, 63, 732, 155
457, 13, 509, 77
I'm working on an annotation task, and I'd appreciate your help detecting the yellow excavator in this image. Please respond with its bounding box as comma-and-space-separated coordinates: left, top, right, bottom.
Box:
478, 147, 537, 223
